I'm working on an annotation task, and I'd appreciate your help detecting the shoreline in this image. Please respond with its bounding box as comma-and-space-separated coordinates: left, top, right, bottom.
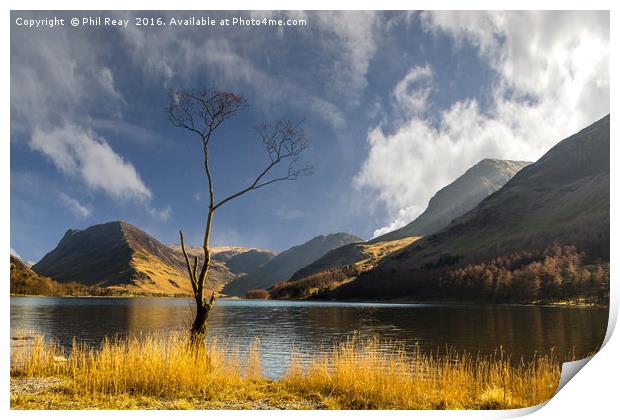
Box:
10, 293, 607, 308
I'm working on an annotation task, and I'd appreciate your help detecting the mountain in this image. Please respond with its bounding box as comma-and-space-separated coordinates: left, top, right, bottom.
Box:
11, 254, 60, 295
276, 158, 529, 298
221, 233, 364, 296
32, 221, 235, 295
371, 159, 531, 243
333, 115, 610, 300
289, 237, 419, 282
223, 249, 277, 275
270, 237, 419, 300
167, 244, 276, 275
11, 254, 119, 296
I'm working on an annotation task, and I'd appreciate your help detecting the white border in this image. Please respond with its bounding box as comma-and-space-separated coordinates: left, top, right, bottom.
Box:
3, 2, 617, 419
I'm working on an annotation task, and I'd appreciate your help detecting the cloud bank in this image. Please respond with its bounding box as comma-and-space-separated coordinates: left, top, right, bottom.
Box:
355, 11, 609, 238
120, 11, 381, 129
12, 11, 384, 225
30, 125, 152, 202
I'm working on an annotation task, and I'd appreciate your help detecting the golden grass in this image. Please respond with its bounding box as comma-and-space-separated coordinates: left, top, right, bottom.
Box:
10, 332, 561, 410
284, 338, 559, 409
355, 237, 421, 272
118, 251, 233, 296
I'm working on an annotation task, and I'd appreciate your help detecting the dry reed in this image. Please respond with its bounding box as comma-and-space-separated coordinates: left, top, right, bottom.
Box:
10, 331, 561, 409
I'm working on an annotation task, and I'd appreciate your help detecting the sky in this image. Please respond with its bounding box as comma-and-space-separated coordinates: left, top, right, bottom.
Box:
10, 11, 610, 263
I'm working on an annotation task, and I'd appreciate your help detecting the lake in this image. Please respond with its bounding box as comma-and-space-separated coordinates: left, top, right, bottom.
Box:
10, 297, 608, 378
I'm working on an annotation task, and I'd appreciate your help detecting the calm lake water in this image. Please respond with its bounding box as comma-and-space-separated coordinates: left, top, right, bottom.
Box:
10, 297, 608, 378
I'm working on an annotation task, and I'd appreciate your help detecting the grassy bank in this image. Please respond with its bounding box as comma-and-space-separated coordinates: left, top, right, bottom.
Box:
11, 332, 561, 410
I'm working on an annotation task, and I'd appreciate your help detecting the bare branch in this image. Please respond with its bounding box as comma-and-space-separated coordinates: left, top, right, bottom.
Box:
213, 119, 313, 210
192, 256, 198, 282
179, 230, 197, 294
206, 291, 216, 311
166, 89, 247, 144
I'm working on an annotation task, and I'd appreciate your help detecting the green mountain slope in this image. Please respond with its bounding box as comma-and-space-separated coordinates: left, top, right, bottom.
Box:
288, 237, 420, 282
333, 115, 610, 300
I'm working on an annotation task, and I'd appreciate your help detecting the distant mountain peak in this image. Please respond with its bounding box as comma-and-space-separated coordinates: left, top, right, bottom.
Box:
309, 232, 363, 244
221, 231, 363, 296
61, 228, 80, 239
371, 158, 531, 243
472, 158, 531, 173
32, 220, 235, 295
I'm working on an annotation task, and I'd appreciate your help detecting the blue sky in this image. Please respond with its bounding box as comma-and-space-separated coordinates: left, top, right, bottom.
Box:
10, 11, 609, 263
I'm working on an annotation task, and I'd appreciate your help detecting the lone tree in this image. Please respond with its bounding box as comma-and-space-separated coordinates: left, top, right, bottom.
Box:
166, 89, 312, 344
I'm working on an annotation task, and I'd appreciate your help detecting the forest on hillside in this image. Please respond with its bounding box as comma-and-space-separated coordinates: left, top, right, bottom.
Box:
323, 244, 609, 305
435, 245, 609, 304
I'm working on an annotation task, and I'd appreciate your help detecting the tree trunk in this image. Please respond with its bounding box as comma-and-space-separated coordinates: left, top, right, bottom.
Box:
190, 302, 210, 345
180, 226, 215, 348
188, 208, 215, 345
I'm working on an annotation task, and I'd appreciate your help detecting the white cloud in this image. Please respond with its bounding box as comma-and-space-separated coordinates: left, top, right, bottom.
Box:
357, 11, 609, 237
11, 26, 125, 127
59, 193, 92, 218
392, 65, 432, 116
98, 67, 124, 103
148, 205, 172, 221
311, 11, 381, 105
30, 124, 152, 202
371, 205, 420, 238
12, 20, 159, 220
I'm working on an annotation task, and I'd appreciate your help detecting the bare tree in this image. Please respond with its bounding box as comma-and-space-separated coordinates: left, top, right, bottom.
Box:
166, 89, 312, 344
